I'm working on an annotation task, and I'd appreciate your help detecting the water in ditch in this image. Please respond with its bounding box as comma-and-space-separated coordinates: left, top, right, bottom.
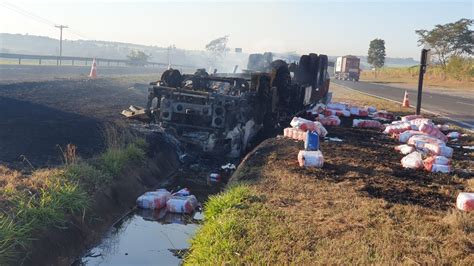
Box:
77, 208, 203, 265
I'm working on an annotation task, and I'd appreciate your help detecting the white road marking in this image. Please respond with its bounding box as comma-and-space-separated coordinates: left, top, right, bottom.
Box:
334, 83, 474, 132
456, 101, 474, 107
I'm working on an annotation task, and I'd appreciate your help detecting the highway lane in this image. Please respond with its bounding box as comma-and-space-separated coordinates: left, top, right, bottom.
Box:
332, 79, 474, 129
0, 64, 168, 83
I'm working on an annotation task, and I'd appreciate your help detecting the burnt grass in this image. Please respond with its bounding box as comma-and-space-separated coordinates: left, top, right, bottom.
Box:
239, 124, 472, 211
0, 78, 153, 168
225, 122, 473, 263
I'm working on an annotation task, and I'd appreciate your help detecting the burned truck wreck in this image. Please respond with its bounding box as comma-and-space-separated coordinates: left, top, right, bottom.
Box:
126, 53, 330, 157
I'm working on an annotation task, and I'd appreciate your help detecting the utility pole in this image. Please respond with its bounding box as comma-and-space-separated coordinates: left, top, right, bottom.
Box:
416, 47, 430, 115
55, 25, 68, 65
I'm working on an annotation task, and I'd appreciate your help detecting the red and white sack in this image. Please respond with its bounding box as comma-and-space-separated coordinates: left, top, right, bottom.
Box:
366, 106, 377, 114
395, 144, 415, 155
324, 108, 351, 117
408, 118, 432, 130
401, 151, 423, 169
208, 173, 222, 183
284, 127, 307, 141
398, 130, 427, 143
419, 123, 447, 142
350, 106, 369, 116
456, 193, 474, 212
436, 124, 450, 132
423, 156, 451, 172
289, 117, 327, 137
173, 188, 191, 196
353, 119, 382, 129
166, 195, 199, 214
447, 132, 460, 139
372, 111, 395, 121
407, 134, 445, 149
383, 122, 412, 134
317, 115, 341, 126
326, 102, 347, 110
306, 104, 325, 115
424, 143, 453, 158
430, 164, 452, 173
297, 150, 324, 168
401, 114, 423, 122
136, 189, 171, 209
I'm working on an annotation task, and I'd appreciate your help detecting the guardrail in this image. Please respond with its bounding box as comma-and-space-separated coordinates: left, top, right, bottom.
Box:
0, 52, 191, 68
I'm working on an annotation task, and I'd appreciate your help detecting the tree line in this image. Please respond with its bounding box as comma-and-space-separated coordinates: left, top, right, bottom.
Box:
367, 18, 473, 77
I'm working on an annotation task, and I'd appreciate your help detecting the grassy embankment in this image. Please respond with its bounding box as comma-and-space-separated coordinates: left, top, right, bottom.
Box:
0, 131, 146, 264
185, 84, 473, 264
361, 57, 473, 90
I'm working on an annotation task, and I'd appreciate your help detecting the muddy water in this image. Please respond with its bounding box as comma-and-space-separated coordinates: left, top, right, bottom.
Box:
77, 209, 203, 265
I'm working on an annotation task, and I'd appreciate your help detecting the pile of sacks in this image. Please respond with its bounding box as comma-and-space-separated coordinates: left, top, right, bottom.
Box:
307, 101, 396, 129
136, 188, 199, 214
283, 117, 325, 168
385, 115, 459, 173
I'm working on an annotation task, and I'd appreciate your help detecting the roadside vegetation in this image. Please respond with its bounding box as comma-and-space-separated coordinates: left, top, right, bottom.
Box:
0, 128, 146, 264
363, 18, 473, 90
185, 84, 473, 264
361, 56, 473, 89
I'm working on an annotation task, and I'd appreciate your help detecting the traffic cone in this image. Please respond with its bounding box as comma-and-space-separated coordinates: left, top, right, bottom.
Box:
89, 58, 97, 79
402, 90, 410, 107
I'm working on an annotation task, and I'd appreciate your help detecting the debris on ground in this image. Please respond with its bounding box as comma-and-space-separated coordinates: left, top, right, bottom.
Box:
456, 192, 474, 212
136, 189, 171, 209
401, 151, 424, 169
382, 115, 461, 173
208, 173, 222, 183
352, 119, 382, 128
297, 150, 324, 167
325, 137, 343, 142
447, 131, 461, 139
166, 194, 199, 214
137, 187, 200, 214
423, 155, 451, 173
395, 144, 415, 155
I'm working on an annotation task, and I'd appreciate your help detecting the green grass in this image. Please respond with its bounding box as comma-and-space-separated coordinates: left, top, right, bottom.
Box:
185, 184, 280, 265
0, 138, 147, 265
64, 163, 112, 193
97, 141, 146, 177
0, 173, 88, 265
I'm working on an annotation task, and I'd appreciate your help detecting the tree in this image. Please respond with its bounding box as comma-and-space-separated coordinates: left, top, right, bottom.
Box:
127, 50, 150, 66
205, 35, 230, 69
368, 39, 386, 70
415, 19, 473, 69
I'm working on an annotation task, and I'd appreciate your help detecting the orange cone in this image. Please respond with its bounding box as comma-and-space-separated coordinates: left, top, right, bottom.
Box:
89, 58, 97, 79
402, 90, 410, 107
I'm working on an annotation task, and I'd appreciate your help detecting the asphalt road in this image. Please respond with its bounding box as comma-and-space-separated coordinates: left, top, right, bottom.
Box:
0, 64, 167, 83
332, 79, 474, 129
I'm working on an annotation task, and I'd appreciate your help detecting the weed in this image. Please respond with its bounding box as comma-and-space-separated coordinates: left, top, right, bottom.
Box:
98, 141, 145, 177
64, 163, 112, 192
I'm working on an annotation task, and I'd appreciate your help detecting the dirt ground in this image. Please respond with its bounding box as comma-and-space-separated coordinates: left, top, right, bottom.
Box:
0, 75, 159, 168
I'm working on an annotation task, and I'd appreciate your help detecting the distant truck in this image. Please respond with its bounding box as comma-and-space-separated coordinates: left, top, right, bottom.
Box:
334, 55, 360, 81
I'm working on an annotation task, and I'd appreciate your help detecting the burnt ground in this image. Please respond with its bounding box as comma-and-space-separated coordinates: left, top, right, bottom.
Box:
228, 123, 473, 263
0, 77, 157, 168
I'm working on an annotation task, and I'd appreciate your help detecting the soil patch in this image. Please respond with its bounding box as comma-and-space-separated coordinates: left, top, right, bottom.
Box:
0, 78, 153, 168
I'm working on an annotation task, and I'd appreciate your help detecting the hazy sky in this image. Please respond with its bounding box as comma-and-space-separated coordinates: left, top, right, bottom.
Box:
0, 0, 472, 58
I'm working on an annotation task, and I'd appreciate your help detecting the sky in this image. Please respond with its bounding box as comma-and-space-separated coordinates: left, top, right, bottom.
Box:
0, 0, 472, 58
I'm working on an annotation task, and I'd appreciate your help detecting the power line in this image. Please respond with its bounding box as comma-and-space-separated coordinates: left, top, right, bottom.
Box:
0, 1, 90, 40
0, 2, 56, 27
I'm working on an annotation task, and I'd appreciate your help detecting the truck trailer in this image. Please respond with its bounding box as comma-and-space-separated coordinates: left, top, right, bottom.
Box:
334, 55, 360, 81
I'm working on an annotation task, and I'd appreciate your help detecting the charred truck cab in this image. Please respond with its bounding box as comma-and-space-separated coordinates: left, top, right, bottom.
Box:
144, 53, 330, 157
